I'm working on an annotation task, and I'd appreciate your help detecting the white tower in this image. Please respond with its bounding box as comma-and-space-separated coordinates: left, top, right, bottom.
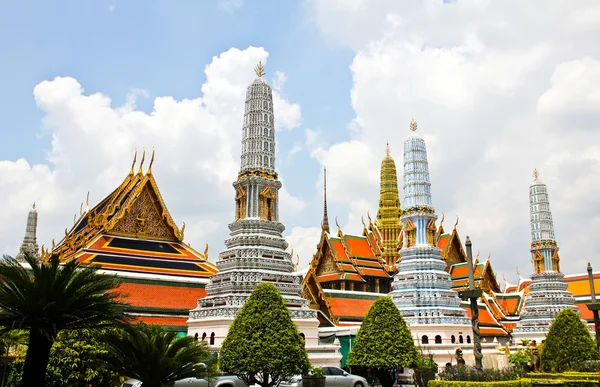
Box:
16, 203, 40, 261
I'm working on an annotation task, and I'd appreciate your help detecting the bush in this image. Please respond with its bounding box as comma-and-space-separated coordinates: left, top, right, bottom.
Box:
527, 372, 600, 381
541, 308, 598, 372
438, 365, 524, 382
429, 381, 524, 387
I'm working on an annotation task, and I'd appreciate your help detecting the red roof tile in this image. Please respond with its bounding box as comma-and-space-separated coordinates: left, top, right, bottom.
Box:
328, 297, 376, 319
134, 315, 188, 328
117, 282, 206, 310
344, 236, 376, 258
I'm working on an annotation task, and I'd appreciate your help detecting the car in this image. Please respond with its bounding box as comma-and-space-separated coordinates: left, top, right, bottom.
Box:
280, 367, 367, 387
121, 373, 247, 387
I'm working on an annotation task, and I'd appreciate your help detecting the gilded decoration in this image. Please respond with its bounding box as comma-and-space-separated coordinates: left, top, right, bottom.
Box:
112, 186, 176, 241
235, 186, 247, 220
404, 219, 416, 248
533, 250, 545, 273
259, 184, 276, 221
426, 218, 436, 245
552, 250, 560, 272
238, 168, 278, 181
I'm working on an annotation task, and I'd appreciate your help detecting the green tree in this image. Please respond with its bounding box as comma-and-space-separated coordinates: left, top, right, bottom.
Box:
104, 323, 210, 387
0, 254, 129, 387
347, 297, 418, 387
219, 283, 310, 387
45, 328, 122, 387
541, 307, 598, 372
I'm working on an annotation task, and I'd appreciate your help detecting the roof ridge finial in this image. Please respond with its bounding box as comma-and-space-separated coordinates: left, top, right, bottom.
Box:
533, 168, 540, 180
409, 117, 418, 132
454, 215, 459, 229
147, 148, 155, 175
255, 60, 265, 78
130, 149, 138, 176
137, 148, 146, 175
32, 201, 36, 210
322, 166, 330, 233
386, 141, 390, 155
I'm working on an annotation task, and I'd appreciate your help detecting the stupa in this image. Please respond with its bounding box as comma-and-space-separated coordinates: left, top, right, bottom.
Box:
187, 61, 341, 366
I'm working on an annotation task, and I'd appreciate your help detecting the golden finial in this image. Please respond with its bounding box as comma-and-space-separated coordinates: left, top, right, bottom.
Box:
295, 255, 300, 267
367, 210, 372, 224
86, 191, 90, 208
130, 149, 138, 176
51, 239, 56, 251
138, 148, 146, 175
440, 212, 445, 225
533, 168, 540, 180
291, 248, 294, 259
503, 272, 507, 283
385, 141, 390, 155
255, 60, 265, 78
73, 214, 76, 225
32, 201, 36, 210
409, 117, 418, 132
79, 203, 83, 216
361, 215, 366, 229
335, 216, 341, 230
516, 266, 521, 277
147, 148, 155, 175
203, 243, 209, 258
454, 216, 459, 229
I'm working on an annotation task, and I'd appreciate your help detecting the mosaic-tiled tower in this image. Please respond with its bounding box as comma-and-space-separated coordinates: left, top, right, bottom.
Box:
187, 63, 341, 365
375, 143, 402, 270
512, 169, 577, 341
390, 119, 470, 328
16, 203, 40, 262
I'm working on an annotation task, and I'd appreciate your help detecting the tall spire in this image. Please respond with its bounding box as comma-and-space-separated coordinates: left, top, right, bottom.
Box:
513, 168, 577, 342
375, 143, 401, 268
16, 203, 40, 262
322, 167, 330, 233
390, 119, 469, 330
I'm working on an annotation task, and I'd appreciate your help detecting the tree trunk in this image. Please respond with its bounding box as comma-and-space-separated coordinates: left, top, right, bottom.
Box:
21, 329, 53, 387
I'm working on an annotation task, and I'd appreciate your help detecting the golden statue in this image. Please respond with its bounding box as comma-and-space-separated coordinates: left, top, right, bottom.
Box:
409, 117, 418, 131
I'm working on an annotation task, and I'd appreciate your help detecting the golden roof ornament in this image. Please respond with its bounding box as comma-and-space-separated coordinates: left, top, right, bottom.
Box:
255, 60, 265, 78
147, 148, 155, 175
533, 168, 540, 180
409, 117, 418, 132
137, 148, 146, 175
386, 141, 390, 155
130, 149, 137, 176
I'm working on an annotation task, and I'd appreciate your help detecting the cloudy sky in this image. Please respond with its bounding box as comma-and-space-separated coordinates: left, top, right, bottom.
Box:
1, 0, 599, 286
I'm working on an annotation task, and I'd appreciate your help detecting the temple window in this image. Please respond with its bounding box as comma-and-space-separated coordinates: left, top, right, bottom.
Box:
451, 335, 456, 343
466, 335, 471, 344
210, 332, 215, 345
459, 335, 464, 344
194, 333, 199, 341
435, 335, 442, 344
421, 335, 429, 345
202, 332, 207, 341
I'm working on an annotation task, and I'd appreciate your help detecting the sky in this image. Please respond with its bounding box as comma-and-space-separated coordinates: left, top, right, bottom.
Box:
1, 0, 599, 287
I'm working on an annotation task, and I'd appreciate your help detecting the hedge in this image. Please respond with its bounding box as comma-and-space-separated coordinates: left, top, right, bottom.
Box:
429, 381, 527, 387
528, 373, 600, 381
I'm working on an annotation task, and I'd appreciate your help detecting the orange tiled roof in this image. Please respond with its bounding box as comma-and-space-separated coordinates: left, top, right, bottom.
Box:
134, 315, 188, 328
330, 239, 350, 261
565, 274, 600, 297
344, 236, 376, 258
496, 294, 522, 315
117, 282, 207, 310
437, 234, 451, 251
327, 296, 377, 319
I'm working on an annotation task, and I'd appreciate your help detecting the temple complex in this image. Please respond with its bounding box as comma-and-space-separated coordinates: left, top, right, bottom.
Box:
512, 169, 578, 342
47, 151, 218, 332
16, 203, 40, 261
186, 62, 341, 366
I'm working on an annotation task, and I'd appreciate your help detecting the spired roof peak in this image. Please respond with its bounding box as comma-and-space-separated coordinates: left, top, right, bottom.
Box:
16, 202, 40, 262
402, 118, 434, 212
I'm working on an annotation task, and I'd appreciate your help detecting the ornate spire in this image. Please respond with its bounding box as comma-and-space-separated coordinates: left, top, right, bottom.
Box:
322, 167, 330, 233
403, 118, 433, 212
529, 169, 559, 273
409, 117, 418, 131
255, 60, 265, 78
375, 143, 401, 268
16, 203, 40, 262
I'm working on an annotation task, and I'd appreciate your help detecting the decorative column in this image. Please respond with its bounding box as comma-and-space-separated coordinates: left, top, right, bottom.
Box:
16, 203, 40, 262
586, 263, 600, 351
458, 236, 483, 369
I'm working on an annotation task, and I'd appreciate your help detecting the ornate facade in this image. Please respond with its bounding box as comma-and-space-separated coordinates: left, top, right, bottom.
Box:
187, 62, 341, 366
48, 151, 217, 331
512, 170, 578, 341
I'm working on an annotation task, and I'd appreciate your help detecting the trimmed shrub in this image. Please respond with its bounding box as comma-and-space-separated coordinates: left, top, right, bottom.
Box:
429, 381, 524, 387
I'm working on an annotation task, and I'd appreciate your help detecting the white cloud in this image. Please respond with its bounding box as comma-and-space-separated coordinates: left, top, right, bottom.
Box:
309, 0, 600, 283
2, 46, 306, 263
286, 226, 322, 270
218, 0, 243, 13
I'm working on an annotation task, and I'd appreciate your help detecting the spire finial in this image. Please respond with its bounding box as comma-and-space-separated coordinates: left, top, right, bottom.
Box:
516, 266, 520, 277
137, 148, 146, 175
32, 201, 36, 210
86, 192, 90, 207
130, 149, 138, 176
147, 148, 155, 175
533, 168, 540, 180
409, 117, 418, 131
454, 216, 459, 229
322, 166, 330, 233
386, 141, 390, 155
255, 60, 265, 78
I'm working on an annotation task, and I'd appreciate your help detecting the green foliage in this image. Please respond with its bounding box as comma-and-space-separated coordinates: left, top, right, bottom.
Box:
45, 328, 122, 387
103, 323, 210, 387
0, 253, 130, 387
219, 283, 310, 387
527, 372, 600, 381
509, 349, 532, 370
429, 381, 526, 387
346, 297, 418, 369
541, 308, 598, 372
306, 366, 325, 377
438, 366, 523, 382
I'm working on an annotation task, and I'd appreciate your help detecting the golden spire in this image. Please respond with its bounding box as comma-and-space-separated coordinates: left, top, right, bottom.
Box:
255, 60, 265, 78
137, 148, 146, 175
409, 117, 418, 131
533, 168, 540, 180
147, 148, 155, 175
322, 167, 330, 233
130, 149, 138, 176
376, 144, 402, 269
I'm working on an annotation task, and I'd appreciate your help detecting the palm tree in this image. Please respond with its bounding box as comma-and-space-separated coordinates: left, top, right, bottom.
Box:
0, 253, 129, 386
104, 323, 210, 387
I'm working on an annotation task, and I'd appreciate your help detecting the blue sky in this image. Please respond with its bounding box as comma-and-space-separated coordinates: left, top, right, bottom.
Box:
1, 0, 600, 285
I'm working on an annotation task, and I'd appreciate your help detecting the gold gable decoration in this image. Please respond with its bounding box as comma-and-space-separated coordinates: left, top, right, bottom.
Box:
259, 184, 276, 221
533, 250, 545, 274
552, 250, 560, 272
111, 185, 177, 241
235, 186, 247, 221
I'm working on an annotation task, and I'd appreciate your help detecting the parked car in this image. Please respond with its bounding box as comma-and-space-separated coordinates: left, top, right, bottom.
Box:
280, 367, 367, 387
121, 373, 247, 387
